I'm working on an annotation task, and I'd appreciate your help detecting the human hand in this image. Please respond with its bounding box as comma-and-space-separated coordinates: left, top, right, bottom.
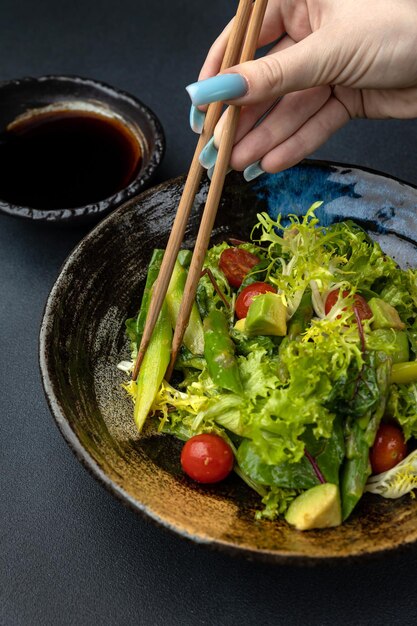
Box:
186, 0, 417, 179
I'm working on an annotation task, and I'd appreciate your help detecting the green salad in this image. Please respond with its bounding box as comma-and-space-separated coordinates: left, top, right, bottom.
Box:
119, 204, 417, 530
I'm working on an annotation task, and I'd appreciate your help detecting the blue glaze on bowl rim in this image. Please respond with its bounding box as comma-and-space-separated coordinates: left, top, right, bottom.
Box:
251, 159, 417, 269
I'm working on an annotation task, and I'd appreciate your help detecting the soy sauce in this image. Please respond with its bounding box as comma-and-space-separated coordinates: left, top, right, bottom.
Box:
0, 109, 142, 209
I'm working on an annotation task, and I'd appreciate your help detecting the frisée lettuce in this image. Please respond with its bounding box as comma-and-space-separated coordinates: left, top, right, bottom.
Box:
120, 205, 417, 528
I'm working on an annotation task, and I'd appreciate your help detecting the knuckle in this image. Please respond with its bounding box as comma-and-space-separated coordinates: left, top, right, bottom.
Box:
289, 132, 307, 159
255, 56, 284, 94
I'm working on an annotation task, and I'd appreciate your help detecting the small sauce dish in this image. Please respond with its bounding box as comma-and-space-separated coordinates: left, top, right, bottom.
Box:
0, 75, 165, 223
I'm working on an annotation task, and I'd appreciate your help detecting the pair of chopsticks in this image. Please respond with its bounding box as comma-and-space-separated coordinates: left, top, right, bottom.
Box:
132, 0, 268, 382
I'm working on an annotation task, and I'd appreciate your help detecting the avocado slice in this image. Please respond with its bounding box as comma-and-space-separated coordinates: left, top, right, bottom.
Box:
234, 318, 247, 333
285, 483, 342, 531
370, 328, 409, 363
245, 292, 287, 336
369, 297, 405, 331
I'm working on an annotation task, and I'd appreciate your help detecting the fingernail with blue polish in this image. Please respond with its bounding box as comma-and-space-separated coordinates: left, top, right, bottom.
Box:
189, 105, 205, 134
199, 136, 218, 169
208, 165, 232, 181
186, 73, 247, 106
243, 161, 265, 182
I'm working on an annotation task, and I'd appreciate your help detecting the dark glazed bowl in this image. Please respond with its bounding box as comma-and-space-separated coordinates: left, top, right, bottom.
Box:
0, 75, 164, 223
40, 161, 417, 562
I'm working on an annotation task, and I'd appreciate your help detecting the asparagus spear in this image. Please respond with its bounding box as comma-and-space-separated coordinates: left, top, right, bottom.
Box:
177, 249, 192, 268
391, 361, 417, 384
166, 259, 204, 355
134, 299, 172, 432
133, 249, 206, 431
132, 251, 173, 432
128, 249, 164, 350
341, 352, 391, 520
203, 308, 243, 394
340, 421, 371, 521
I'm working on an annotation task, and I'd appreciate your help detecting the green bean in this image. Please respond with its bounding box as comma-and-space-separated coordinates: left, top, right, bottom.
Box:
203, 308, 243, 394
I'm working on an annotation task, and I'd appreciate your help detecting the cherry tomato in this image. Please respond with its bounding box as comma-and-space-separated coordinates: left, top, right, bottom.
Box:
370, 423, 407, 474
219, 247, 260, 288
235, 281, 277, 319
325, 289, 372, 321
180, 433, 234, 483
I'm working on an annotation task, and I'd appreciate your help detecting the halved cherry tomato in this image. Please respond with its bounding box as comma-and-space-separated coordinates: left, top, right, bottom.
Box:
219, 247, 260, 288
325, 289, 372, 321
235, 281, 277, 319
370, 423, 407, 474
180, 434, 234, 483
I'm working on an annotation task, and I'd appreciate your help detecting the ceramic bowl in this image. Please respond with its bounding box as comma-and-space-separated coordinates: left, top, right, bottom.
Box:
39, 160, 417, 562
0, 75, 164, 223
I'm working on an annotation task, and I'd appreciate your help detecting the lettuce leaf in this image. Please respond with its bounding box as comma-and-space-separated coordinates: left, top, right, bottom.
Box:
326, 352, 382, 420
379, 269, 417, 325
387, 383, 417, 441
366, 449, 417, 499
328, 221, 398, 289
237, 439, 319, 489
253, 204, 348, 317
158, 319, 355, 470
255, 487, 300, 520
237, 416, 344, 490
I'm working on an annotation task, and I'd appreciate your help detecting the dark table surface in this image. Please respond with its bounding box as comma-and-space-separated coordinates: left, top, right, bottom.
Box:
2, 1, 417, 624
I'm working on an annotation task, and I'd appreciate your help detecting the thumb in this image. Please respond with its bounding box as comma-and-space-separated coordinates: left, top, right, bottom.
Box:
224, 30, 341, 105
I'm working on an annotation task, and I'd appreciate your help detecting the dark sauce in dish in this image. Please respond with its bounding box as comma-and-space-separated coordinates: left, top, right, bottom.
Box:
0, 109, 142, 210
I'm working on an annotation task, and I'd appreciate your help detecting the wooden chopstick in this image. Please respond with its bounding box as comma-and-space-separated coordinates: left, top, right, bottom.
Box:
165, 0, 268, 379
132, 0, 254, 381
